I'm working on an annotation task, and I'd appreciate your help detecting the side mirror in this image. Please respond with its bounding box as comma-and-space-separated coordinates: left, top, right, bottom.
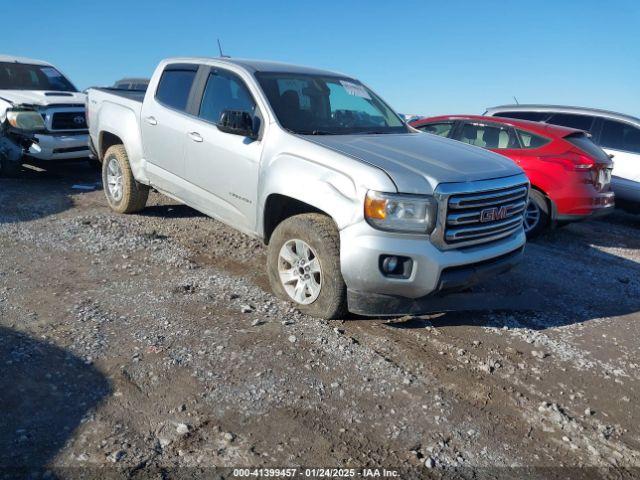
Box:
218, 110, 257, 139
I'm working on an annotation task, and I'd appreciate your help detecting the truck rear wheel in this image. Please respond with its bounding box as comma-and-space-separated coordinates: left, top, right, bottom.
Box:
102, 145, 149, 214
267, 213, 347, 319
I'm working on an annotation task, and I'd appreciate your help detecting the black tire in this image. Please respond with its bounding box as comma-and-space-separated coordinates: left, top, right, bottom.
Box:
0, 155, 21, 177
267, 213, 347, 319
102, 144, 149, 214
524, 189, 550, 239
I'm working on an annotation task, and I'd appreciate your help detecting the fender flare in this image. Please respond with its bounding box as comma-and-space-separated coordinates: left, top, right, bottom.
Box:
96, 102, 148, 183
258, 154, 367, 238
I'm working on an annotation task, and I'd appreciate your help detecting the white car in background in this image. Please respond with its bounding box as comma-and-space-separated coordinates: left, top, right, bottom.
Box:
0, 55, 90, 161
485, 105, 640, 210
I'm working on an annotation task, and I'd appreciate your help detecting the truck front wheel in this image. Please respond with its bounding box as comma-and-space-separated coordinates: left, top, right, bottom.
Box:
102, 145, 149, 214
267, 213, 347, 319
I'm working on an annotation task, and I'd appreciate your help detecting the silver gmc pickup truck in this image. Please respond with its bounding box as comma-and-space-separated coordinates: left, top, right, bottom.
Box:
87, 57, 528, 319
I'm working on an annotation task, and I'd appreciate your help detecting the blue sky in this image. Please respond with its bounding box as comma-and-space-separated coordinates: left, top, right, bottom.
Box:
5, 0, 639, 116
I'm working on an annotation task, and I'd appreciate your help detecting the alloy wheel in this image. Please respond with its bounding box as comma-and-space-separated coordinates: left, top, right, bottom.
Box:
106, 157, 123, 202
523, 200, 541, 233
278, 239, 322, 304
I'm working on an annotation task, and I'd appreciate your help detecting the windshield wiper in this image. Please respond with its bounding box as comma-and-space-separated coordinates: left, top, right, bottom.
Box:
355, 130, 393, 135
286, 128, 336, 135
305, 130, 336, 135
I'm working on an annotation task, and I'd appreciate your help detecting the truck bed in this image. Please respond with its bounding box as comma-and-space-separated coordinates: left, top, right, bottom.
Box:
92, 87, 145, 103
86, 87, 145, 165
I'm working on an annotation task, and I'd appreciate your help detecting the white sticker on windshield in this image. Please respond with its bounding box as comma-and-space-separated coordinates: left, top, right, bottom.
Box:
340, 80, 371, 99
41, 67, 63, 78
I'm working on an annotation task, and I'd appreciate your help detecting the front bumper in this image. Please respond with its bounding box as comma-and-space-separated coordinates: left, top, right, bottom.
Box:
347, 246, 524, 316
28, 132, 90, 160
340, 219, 526, 305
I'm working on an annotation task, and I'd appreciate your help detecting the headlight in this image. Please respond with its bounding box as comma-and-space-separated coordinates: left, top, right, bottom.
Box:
6, 110, 46, 131
364, 190, 437, 233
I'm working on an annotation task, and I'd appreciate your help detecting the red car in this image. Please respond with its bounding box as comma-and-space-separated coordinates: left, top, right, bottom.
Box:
410, 115, 614, 237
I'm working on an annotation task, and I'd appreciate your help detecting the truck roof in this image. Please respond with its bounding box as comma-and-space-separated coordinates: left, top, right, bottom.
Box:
164, 56, 352, 79
0, 54, 53, 66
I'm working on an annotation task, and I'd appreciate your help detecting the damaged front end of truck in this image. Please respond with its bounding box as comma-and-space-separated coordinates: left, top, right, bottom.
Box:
0, 105, 46, 176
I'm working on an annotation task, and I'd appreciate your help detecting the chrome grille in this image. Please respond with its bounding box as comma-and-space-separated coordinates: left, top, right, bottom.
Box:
431, 174, 529, 250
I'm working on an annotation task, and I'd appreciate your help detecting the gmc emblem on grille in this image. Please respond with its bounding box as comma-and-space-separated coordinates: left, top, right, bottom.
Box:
480, 206, 510, 223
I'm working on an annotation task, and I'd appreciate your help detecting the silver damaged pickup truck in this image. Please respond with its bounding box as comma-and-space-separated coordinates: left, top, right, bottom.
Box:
87, 57, 529, 319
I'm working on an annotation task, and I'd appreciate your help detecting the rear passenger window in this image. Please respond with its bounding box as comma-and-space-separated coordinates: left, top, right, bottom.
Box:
600, 119, 640, 154
417, 122, 453, 137
547, 113, 594, 132
199, 70, 256, 124
516, 129, 550, 149
459, 123, 517, 149
494, 111, 548, 122
155, 67, 197, 111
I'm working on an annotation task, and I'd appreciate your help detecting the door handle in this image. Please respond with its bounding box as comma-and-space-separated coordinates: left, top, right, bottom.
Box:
188, 132, 203, 143
145, 116, 157, 126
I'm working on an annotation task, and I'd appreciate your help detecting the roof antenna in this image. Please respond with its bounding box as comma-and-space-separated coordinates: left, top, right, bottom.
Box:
217, 38, 230, 58
513, 96, 520, 105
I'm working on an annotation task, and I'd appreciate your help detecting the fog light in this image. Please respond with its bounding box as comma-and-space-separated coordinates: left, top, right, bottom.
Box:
382, 256, 399, 273
379, 255, 413, 279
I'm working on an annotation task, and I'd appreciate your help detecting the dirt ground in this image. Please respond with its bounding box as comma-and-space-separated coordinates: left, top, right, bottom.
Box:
1, 161, 639, 479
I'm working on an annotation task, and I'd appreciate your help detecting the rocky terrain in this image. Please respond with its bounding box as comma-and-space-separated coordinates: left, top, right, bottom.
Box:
1, 162, 639, 479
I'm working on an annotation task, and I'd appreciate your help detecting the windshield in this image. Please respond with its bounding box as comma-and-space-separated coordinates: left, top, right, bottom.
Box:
0, 62, 77, 92
255, 72, 407, 135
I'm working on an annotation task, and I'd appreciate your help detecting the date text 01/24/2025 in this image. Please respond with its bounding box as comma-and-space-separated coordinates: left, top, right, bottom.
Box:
232, 468, 400, 478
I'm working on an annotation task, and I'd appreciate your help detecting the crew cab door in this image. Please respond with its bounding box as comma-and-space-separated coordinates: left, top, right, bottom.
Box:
596, 118, 640, 202
182, 66, 264, 231
140, 63, 199, 188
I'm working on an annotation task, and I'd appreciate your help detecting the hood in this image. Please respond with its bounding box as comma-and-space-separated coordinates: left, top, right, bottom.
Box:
0, 90, 86, 107
302, 132, 523, 194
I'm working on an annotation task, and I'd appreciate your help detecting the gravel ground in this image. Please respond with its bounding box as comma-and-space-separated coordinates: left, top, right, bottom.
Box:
1, 161, 640, 479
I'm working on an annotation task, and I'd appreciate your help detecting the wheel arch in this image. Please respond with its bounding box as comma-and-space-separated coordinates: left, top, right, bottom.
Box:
262, 194, 328, 244
259, 154, 367, 243
99, 131, 124, 159
94, 102, 148, 183
530, 184, 557, 221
